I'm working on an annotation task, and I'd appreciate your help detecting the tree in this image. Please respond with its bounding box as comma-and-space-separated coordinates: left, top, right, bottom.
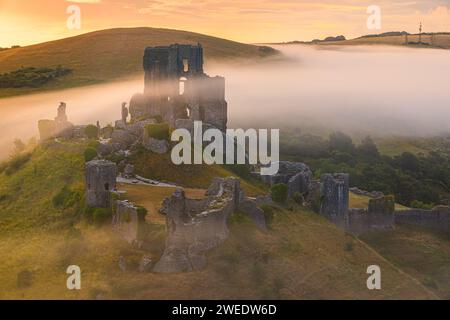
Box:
84, 124, 99, 139
358, 136, 379, 159
84, 147, 97, 162
398, 152, 420, 172
328, 131, 355, 154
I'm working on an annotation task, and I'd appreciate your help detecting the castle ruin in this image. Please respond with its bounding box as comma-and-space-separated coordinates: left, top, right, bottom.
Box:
320, 173, 350, 228
85, 160, 117, 208
129, 44, 227, 131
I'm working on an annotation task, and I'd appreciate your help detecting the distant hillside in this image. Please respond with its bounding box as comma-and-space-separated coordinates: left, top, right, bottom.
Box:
277, 32, 450, 49
321, 32, 450, 48
0, 27, 279, 98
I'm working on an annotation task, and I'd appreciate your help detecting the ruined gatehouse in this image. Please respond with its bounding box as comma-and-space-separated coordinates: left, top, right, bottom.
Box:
129, 44, 228, 131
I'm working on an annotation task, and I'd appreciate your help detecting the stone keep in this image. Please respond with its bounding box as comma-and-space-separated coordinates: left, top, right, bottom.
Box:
320, 173, 349, 227
129, 44, 228, 131
85, 160, 117, 208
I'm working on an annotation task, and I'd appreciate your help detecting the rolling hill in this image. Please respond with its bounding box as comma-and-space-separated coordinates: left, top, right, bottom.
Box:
319, 33, 450, 48
0, 27, 280, 98
0, 140, 440, 299
278, 33, 450, 49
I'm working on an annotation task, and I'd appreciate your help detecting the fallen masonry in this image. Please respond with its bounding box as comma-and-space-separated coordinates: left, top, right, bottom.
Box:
153, 177, 266, 273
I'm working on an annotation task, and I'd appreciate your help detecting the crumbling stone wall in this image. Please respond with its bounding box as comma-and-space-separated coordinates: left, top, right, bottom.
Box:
113, 201, 146, 245
320, 173, 349, 228
85, 160, 117, 208
395, 206, 450, 233
153, 177, 266, 273
261, 161, 312, 198
38, 102, 74, 140
346, 196, 395, 235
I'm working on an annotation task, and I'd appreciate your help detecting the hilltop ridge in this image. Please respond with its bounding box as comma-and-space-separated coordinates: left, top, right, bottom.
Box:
0, 27, 279, 98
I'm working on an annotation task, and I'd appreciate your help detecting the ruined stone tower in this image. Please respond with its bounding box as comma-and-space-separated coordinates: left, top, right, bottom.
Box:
85, 160, 117, 208
320, 173, 349, 228
129, 44, 227, 131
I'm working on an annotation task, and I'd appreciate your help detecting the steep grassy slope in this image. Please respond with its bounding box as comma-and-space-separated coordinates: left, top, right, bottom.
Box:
0, 27, 279, 98
0, 140, 439, 299
361, 225, 450, 299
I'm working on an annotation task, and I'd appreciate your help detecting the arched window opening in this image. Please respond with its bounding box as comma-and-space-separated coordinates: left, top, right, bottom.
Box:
183, 59, 189, 73
179, 77, 187, 95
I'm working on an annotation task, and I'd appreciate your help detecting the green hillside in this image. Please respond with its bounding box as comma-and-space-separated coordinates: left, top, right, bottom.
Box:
0, 140, 439, 299
0, 27, 279, 98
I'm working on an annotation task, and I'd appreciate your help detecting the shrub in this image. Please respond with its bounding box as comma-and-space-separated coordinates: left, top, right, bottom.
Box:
84, 147, 97, 162
271, 183, 288, 204
137, 206, 148, 220
411, 200, 434, 210
224, 164, 252, 179
52, 186, 82, 209
4, 152, 32, 175
145, 123, 169, 141
153, 115, 163, 123
260, 204, 276, 227
311, 194, 323, 213
93, 208, 112, 226
292, 192, 304, 205
0, 66, 72, 88
84, 125, 99, 139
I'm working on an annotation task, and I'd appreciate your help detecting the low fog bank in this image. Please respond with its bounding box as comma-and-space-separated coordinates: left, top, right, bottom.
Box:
1, 44, 449, 160
0, 80, 143, 159
211, 45, 450, 136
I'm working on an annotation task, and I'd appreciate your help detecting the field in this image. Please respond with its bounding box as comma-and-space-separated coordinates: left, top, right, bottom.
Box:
0, 139, 440, 299
0, 27, 279, 98
317, 33, 450, 48
349, 192, 409, 211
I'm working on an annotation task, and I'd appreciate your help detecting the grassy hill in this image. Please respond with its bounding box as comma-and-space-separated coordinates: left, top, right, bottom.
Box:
0, 27, 279, 98
361, 225, 450, 299
316, 33, 450, 48
0, 140, 441, 299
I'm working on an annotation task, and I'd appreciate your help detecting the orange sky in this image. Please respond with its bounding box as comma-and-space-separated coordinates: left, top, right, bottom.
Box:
1, 0, 450, 47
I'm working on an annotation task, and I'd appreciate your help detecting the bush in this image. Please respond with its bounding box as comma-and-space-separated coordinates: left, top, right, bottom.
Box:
153, 115, 163, 123
411, 200, 434, 210
292, 192, 304, 205
260, 204, 276, 227
271, 183, 288, 204
52, 186, 82, 209
84, 147, 97, 162
137, 206, 148, 220
145, 123, 169, 141
84, 125, 99, 139
0, 66, 72, 88
93, 208, 112, 226
4, 152, 32, 175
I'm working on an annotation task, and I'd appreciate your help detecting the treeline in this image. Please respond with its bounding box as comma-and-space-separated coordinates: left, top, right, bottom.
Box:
0, 45, 21, 52
281, 130, 450, 208
0, 66, 72, 88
